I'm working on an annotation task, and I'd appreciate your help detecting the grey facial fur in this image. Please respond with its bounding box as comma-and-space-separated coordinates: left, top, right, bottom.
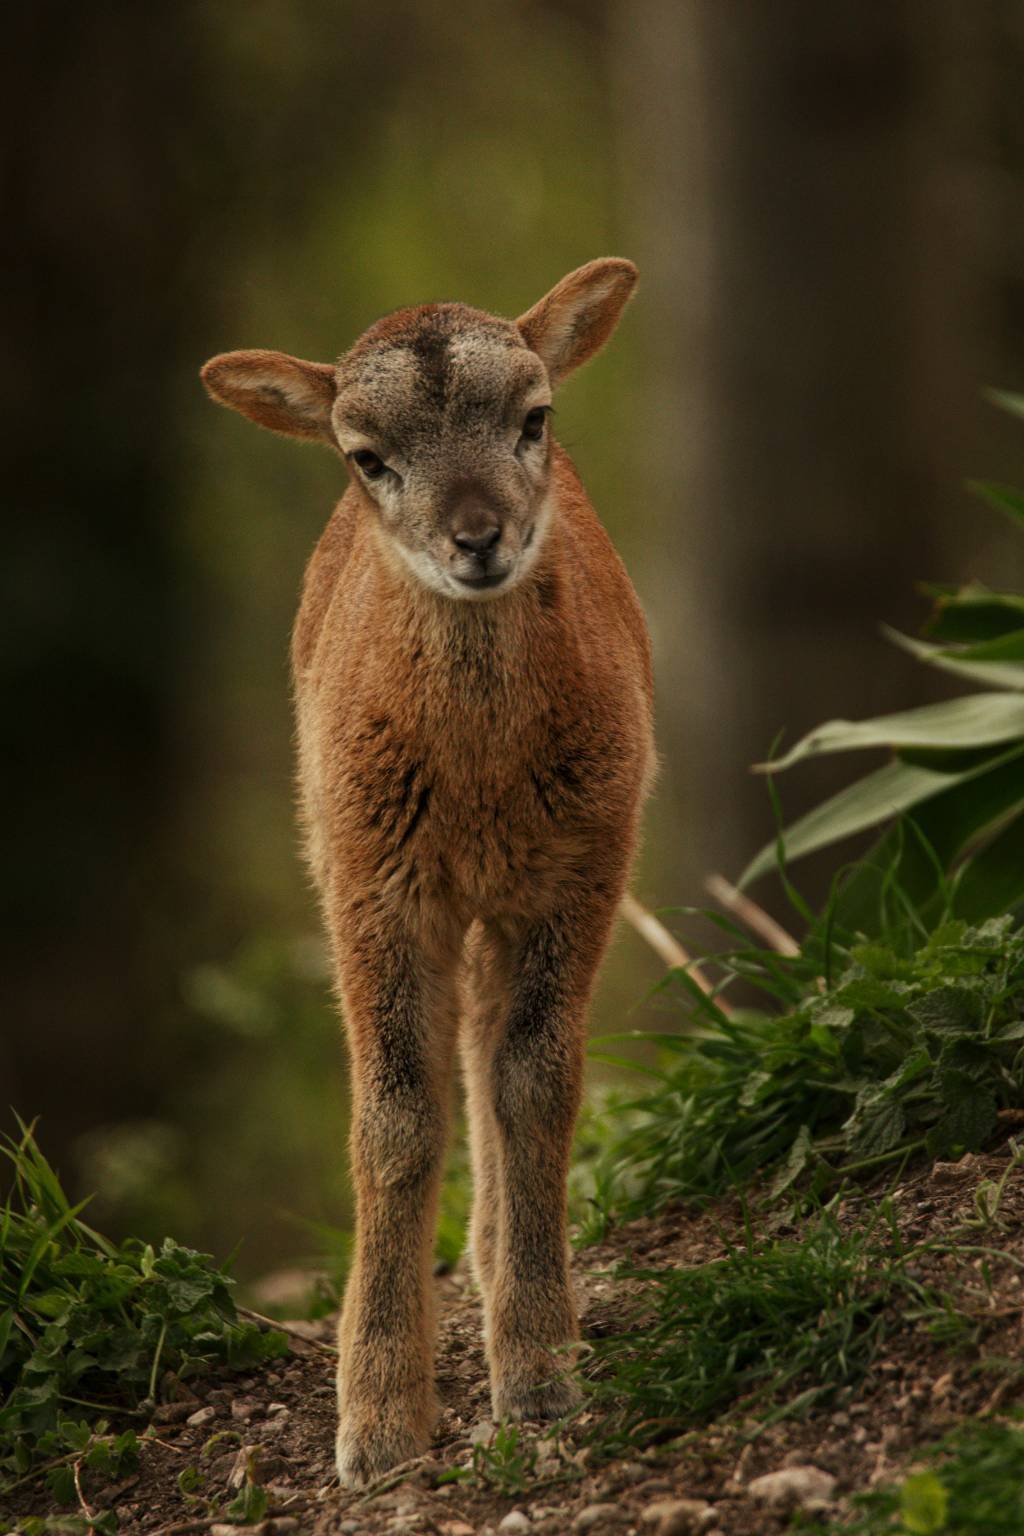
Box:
331, 305, 553, 600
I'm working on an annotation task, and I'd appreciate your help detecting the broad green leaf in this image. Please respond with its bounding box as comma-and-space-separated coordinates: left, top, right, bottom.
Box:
759, 692, 1024, 772
848, 1099, 905, 1158
890, 626, 1024, 694
827, 755, 1024, 933
899, 1469, 948, 1533
954, 807, 1024, 921
937, 1073, 997, 1152
740, 749, 1024, 887
924, 581, 1024, 642
908, 986, 984, 1037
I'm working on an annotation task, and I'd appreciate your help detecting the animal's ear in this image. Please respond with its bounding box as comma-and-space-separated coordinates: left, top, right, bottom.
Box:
516, 258, 638, 387
200, 349, 337, 443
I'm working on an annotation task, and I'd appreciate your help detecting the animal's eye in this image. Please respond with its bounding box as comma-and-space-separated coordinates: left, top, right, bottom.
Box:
352, 449, 386, 479
521, 407, 548, 442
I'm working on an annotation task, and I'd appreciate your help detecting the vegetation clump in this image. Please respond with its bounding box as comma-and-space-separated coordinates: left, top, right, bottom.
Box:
0, 1119, 287, 1510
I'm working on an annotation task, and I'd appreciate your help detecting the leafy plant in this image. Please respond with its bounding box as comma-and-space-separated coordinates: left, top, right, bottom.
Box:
0, 1118, 288, 1501
741, 395, 1024, 928
586, 913, 1024, 1222
583, 1205, 957, 1455
840, 1416, 1024, 1535
438, 1422, 540, 1495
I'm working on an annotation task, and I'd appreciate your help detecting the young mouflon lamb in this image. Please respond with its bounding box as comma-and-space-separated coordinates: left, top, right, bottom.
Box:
201, 259, 655, 1486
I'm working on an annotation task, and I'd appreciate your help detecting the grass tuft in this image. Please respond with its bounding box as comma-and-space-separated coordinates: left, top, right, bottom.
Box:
0, 1118, 288, 1505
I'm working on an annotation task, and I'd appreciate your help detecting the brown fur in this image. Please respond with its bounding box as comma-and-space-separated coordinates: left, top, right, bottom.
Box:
201, 259, 655, 1487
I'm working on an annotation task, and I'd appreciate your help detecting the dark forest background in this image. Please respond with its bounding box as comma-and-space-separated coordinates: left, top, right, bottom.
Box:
3, 0, 1023, 1282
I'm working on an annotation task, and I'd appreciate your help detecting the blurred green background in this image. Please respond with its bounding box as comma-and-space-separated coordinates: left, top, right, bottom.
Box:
3, 0, 1024, 1287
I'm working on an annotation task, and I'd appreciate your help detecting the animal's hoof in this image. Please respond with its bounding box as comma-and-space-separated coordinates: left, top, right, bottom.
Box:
334, 1421, 425, 1489
492, 1371, 581, 1423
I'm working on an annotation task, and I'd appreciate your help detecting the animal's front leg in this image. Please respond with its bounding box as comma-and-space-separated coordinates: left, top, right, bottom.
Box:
485, 894, 619, 1422
332, 918, 459, 1487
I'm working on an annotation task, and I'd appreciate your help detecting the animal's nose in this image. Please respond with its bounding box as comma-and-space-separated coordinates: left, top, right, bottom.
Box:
452, 526, 501, 557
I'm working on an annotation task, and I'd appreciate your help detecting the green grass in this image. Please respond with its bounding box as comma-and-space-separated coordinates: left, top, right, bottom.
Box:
580, 1203, 964, 1454
582, 911, 1024, 1232
838, 1417, 1024, 1535
0, 1119, 288, 1511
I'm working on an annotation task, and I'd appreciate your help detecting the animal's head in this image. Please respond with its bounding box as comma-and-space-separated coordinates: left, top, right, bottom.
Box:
201, 259, 637, 601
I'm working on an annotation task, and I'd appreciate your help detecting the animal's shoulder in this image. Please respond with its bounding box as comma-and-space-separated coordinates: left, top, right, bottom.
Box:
291, 492, 359, 676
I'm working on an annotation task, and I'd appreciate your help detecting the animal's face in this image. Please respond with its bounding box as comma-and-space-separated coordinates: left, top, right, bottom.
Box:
332, 306, 552, 599
201, 258, 637, 602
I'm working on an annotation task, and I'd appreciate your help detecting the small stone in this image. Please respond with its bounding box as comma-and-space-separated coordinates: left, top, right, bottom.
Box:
337, 1524, 360, 1534
640, 1499, 715, 1534
266, 1402, 289, 1414
438, 1523, 475, 1536
573, 1505, 627, 1531
499, 1512, 532, 1534
747, 1466, 837, 1511
268, 1522, 299, 1534
231, 1397, 261, 1422
210, 1527, 237, 1536
469, 1418, 496, 1445
186, 1406, 217, 1429
153, 1400, 195, 1423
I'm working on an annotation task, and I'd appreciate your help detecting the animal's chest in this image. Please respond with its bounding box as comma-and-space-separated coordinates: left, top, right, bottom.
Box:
329, 676, 610, 915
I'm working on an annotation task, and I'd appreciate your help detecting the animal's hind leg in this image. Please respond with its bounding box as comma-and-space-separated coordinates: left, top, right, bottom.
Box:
458, 922, 508, 1305
483, 884, 622, 1422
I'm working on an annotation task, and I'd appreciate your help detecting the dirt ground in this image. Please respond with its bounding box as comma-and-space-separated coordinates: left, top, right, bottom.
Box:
7, 1146, 1024, 1536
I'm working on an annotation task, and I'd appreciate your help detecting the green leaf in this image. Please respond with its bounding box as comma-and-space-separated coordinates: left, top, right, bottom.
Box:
758, 691, 1024, 772
923, 581, 1024, 643
899, 1469, 948, 1533
226, 1480, 268, 1524
46, 1464, 77, 1505
954, 807, 1024, 922
935, 1073, 997, 1153
984, 388, 1024, 425
848, 1099, 905, 1159
969, 475, 1024, 529
769, 1125, 813, 1197
908, 987, 985, 1038
886, 627, 1024, 691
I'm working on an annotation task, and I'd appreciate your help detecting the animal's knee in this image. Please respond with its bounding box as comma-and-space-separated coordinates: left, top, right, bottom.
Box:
492, 1034, 581, 1138
353, 1091, 444, 1191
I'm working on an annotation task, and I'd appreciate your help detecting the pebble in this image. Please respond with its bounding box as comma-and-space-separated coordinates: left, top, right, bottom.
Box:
640, 1498, 715, 1534
153, 1400, 195, 1423
186, 1405, 217, 1429
438, 1523, 475, 1536
231, 1397, 261, 1422
747, 1466, 837, 1511
266, 1401, 289, 1414
469, 1418, 496, 1445
337, 1523, 360, 1534
573, 1504, 627, 1531
499, 1512, 532, 1534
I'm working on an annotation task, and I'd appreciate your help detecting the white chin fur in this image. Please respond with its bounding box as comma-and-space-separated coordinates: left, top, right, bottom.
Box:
387, 489, 555, 602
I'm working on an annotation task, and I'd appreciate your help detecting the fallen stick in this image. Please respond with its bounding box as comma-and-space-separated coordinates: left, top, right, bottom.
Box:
705, 872, 801, 957
620, 893, 734, 1016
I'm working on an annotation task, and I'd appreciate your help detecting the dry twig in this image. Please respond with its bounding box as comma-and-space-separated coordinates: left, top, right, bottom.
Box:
620, 893, 733, 1016
236, 1304, 337, 1355
705, 872, 800, 957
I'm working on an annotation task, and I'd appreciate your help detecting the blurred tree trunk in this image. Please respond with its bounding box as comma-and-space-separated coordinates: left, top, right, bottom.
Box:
616, 0, 1015, 911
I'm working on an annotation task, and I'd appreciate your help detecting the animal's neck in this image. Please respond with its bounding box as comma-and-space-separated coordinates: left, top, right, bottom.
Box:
366, 511, 569, 693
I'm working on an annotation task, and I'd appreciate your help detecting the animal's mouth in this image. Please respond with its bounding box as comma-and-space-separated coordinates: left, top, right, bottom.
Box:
452, 569, 510, 592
